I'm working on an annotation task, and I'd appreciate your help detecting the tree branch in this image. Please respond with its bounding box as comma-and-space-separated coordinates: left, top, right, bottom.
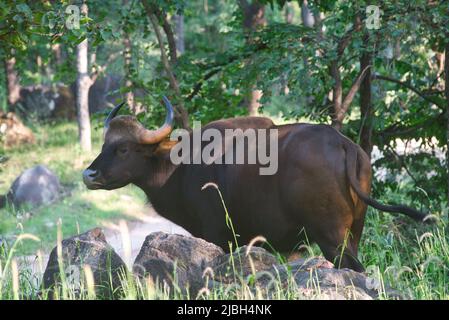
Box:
376, 112, 445, 139
372, 74, 445, 110
335, 21, 362, 60
149, 4, 177, 64
186, 42, 268, 101
89, 50, 122, 84
329, 16, 363, 130
142, 0, 189, 129
385, 144, 422, 188
340, 65, 371, 115
186, 68, 221, 101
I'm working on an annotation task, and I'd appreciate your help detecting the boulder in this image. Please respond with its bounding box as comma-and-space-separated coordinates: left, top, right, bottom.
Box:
132, 233, 400, 300
3, 165, 61, 209
42, 228, 126, 299
211, 246, 278, 283
133, 232, 224, 295
229, 256, 402, 300
39, 230, 401, 300
0, 112, 35, 148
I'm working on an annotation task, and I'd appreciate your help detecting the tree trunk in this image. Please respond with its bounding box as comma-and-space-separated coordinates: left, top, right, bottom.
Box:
173, 14, 185, 55
240, 0, 266, 116
52, 43, 63, 65
359, 37, 373, 157
123, 35, 143, 115
4, 53, 20, 109
330, 15, 363, 131
284, 2, 294, 24
76, 3, 92, 152
301, 0, 315, 27
445, 41, 449, 206
300, 0, 315, 103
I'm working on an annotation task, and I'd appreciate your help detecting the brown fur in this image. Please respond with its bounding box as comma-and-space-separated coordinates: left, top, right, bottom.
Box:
84, 116, 427, 272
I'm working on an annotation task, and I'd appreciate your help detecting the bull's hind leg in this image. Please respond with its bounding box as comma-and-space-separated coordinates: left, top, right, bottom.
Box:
350, 203, 368, 255
313, 225, 365, 272
320, 239, 364, 272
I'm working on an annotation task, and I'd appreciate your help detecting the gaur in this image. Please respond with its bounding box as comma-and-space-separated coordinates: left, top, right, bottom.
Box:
83, 97, 427, 272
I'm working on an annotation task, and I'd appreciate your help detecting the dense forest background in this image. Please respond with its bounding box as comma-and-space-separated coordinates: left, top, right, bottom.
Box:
1, 0, 449, 214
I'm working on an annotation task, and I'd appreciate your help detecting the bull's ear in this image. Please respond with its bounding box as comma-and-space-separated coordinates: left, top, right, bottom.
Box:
153, 139, 178, 157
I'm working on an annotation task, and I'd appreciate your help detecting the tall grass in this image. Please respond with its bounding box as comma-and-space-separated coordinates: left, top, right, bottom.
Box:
1, 188, 447, 300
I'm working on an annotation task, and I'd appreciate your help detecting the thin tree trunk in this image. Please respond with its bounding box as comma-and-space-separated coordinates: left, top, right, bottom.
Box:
330, 61, 343, 130
301, 0, 315, 27
330, 15, 364, 131
123, 35, 142, 114
4, 53, 20, 109
281, 2, 294, 95
173, 14, 185, 55
148, 3, 177, 64
76, 2, 92, 152
248, 90, 263, 116
445, 41, 449, 206
300, 0, 315, 103
284, 2, 294, 24
359, 36, 373, 157
240, 0, 266, 116
52, 43, 63, 65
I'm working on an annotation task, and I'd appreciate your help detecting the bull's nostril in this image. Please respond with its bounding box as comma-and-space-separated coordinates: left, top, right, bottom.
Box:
89, 170, 99, 178
83, 169, 99, 181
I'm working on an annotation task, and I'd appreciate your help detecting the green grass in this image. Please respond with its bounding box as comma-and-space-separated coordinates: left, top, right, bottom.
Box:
0, 121, 146, 255
0, 120, 448, 300
1, 210, 446, 300
359, 208, 448, 299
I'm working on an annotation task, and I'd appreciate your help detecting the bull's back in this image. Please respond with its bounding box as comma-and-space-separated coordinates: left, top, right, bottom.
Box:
180, 121, 369, 250
222, 123, 363, 247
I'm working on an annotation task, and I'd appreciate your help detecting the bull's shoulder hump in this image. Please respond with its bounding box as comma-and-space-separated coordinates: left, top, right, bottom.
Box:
204, 116, 274, 130
276, 123, 352, 144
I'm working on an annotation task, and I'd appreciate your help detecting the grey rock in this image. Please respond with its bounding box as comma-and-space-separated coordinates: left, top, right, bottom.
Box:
211, 246, 278, 283
5, 165, 61, 208
133, 232, 224, 295
132, 233, 401, 300
42, 228, 126, 299
247, 257, 401, 300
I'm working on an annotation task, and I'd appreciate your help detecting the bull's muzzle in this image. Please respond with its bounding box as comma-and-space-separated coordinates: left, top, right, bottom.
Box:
82, 169, 101, 189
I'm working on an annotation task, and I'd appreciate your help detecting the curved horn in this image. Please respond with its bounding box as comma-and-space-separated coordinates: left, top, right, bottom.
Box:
138, 96, 174, 144
104, 102, 125, 130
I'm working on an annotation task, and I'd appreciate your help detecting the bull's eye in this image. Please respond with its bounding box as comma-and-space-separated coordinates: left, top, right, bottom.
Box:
117, 147, 129, 155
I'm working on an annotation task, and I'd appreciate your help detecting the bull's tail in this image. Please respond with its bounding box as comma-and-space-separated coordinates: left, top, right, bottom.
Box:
343, 141, 428, 222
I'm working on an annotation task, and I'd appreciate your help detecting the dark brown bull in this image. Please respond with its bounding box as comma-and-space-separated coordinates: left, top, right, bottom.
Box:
83, 98, 427, 272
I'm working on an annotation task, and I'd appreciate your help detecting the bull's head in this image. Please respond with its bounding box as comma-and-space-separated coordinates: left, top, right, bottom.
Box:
82, 97, 174, 190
